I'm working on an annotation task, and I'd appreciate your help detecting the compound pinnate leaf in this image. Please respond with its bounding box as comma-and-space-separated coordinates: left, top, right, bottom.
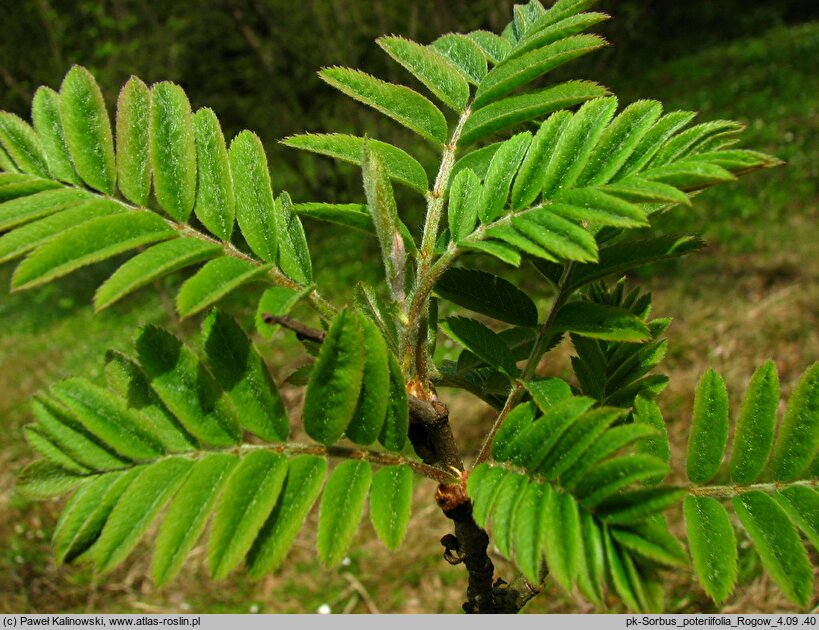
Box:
317, 460, 372, 567
229, 131, 278, 262
202, 310, 289, 442
434, 267, 537, 327
734, 491, 813, 607
303, 309, 365, 445
369, 465, 412, 551
729, 360, 779, 484
770, 362, 818, 482
193, 108, 234, 240
115, 77, 151, 205
152, 453, 238, 585
60, 66, 116, 194
151, 82, 197, 222
209, 451, 288, 579
684, 495, 737, 604
686, 369, 729, 484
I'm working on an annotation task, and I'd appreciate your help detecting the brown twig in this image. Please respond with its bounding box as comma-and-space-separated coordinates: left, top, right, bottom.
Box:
262, 313, 325, 343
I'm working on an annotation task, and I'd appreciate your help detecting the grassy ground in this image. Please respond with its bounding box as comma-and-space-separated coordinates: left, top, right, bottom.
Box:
1, 22, 817, 613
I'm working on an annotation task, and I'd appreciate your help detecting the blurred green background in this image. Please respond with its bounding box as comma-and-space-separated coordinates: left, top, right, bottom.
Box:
1, 0, 817, 614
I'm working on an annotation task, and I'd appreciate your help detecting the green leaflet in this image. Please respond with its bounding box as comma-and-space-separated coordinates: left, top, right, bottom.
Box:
320, 67, 447, 146
734, 491, 813, 607
379, 352, 409, 452
452, 142, 502, 181
116, 77, 152, 205
775, 486, 819, 551
255, 285, 313, 340
510, 110, 572, 209
597, 487, 687, 524
511, 12, 610, 60
440, 317, 517, 375
317, 460, 372, 567
12, 211, 176, 290
369, 465, 412, 550
193, 108, 234, 240
25, 425, 90, 475
541, 487, 581, 592
247, 455, 327, 576
576, 509, 605, 606
281, 134, 428, 193
346, 317, 389, 446
152, 453, 238, 585
602, 176, 691, 206
229, 131, 278, 262
176, 256, 271, 318
577, 100, 662, 187
293, 202, 373, 234
770, 362, 818, 481
507, 396, 595, 468
551, 302, 650, 342
459, 80, 606, 147
430, 34, 487, 85
467, 30, 511, 64
434, 267, 537, 327
32, 87, 80, 184
0, 188, 91, 231
0, 112, 50, 178
616, 110, 697, 179
575, 454, 669, 507
459, 241, 521, 267
447, 168, 480, 242
60, 66, 116, 194
550, 189, 648, 228
540, 97, 619, 198
208, 452, 288, 579
303, 309, 365, 445
93, 457, 193, 573
652, 120, 743, 167
362, 144, 404, 301
467, 464, 506, 527
473, 34, 605, 108
202, 310, 289, 441
684, 495, 737, 604
612, 521, 688, 568
16, 460, 86, 499
378, 36, 470, 112
492, 402, 536, 462
150, 82, 197, 221
136, 325, 241, 446
54, 468, 141, 563
50, 378, 164, 461
604, 528, 641, 612
53, 473, 118, 562
103, 350, 195, 453
568, 235, 704, 292
274, 193, 312, 285
539, 407, 624, 480
0, 145, 18, 172
634, 395, 670, 483
353, 281, 399, 354
512, 481, 545, 583
729, 360, 779, 484
686, 369, 729, 484
524, 377, 572, 411
0, 177, 61, 202
479, 132, 531, 223
31, 398, 127, 472
641, 160, 735, 192
491, 472, 528, 558
509, 208, 598, 262
94, 237, 221, 311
